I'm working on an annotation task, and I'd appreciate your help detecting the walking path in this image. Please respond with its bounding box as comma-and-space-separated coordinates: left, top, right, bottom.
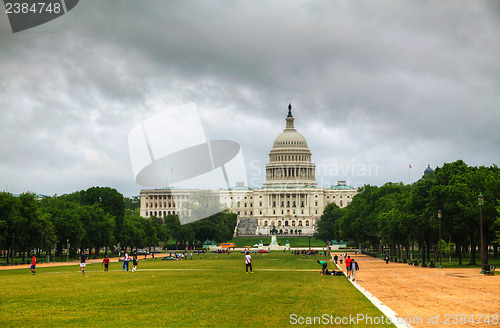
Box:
336, 252, 500, 328
0, 257, 122, 270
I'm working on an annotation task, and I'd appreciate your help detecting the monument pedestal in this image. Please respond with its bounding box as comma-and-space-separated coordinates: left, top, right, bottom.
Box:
269, 234, 282, 250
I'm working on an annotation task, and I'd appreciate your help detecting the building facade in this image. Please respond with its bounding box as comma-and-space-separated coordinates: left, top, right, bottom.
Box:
140, 105, 358, 236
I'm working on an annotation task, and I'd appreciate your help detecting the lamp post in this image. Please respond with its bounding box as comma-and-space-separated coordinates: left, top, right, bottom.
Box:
437, 210, 442, 269
66, 239, 69, 263
478, 194, 488, 274
308, 234, 311, 249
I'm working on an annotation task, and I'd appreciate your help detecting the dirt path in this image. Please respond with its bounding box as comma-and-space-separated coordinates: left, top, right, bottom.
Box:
0, 257, 122, 270
338, 253, 500, 328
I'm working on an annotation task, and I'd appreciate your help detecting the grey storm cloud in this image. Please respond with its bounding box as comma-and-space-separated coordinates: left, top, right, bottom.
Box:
0, 0, 499, 196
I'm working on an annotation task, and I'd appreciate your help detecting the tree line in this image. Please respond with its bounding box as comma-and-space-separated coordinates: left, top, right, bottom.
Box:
0, 186, 236, 263
317, 160, 500, 265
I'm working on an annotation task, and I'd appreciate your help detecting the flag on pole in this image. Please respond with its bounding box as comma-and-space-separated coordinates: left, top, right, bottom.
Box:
409, 164, 412, 169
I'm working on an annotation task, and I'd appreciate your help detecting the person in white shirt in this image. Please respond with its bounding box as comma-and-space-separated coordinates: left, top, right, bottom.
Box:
123, 252, 130, 271
245, 252, 254, 274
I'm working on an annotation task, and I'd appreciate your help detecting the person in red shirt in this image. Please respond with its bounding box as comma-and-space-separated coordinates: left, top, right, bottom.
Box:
30, 255, 36, 275
345, 256, 352, 279
102, 255, 110, 271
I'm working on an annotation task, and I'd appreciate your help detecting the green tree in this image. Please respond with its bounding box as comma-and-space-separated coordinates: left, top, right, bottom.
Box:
0, 192, 21, 263
317, 203, 343, 244
39, 197, 85, 258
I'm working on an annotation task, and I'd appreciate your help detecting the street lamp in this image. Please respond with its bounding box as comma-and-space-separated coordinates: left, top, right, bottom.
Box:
437, 210, 442, 269
478, 194, 488, 274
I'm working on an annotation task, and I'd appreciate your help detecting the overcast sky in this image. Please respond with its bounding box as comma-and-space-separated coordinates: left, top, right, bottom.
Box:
1, 1, 499, 197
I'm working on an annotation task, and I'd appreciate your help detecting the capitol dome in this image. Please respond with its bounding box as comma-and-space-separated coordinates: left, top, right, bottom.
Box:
263, 104, 317, 188
272, 130, 309, 148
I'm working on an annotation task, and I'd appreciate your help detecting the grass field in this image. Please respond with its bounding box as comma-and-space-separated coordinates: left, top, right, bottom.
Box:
1, 252, 395, 327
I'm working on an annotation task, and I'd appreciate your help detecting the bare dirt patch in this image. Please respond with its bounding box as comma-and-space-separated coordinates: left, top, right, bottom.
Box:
339, 253, 500, 328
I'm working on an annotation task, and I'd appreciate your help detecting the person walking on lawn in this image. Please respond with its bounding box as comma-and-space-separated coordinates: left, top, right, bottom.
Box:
30, 255, 36, 275
245, 252, 254, 274
79, 251, 87, 275
102, 255, 110, 271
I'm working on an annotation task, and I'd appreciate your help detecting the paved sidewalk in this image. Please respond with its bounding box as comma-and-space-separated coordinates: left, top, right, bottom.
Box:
336, 253, 500, 328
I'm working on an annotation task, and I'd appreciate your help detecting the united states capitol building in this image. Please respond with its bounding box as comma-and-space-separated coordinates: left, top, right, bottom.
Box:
140, 105, 358, 236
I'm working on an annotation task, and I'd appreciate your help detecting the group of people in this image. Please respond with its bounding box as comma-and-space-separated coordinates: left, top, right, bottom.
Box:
293, 249, 326, 256
169, 252, 193, 260
77, 251, 138, 275
120, 252, 139, 272
316, 252, 360, 280
344, 255, 359, 281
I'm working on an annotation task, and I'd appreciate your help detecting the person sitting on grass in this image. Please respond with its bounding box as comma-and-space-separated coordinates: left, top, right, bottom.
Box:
317, 260, 327, 275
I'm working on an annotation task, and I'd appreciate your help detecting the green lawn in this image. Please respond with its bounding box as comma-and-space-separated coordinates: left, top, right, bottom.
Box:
0, 252, 395, 327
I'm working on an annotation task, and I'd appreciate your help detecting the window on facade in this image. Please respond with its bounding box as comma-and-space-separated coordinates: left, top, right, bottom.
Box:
306, 220, 309, 226
264, 221, 268, 226
281, 201, 284, 207
273, 201, 276, 207
315, 201, 318, 206
278, 221, 281, 226
292, 221, 296, 226
299, 221, 303, 226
